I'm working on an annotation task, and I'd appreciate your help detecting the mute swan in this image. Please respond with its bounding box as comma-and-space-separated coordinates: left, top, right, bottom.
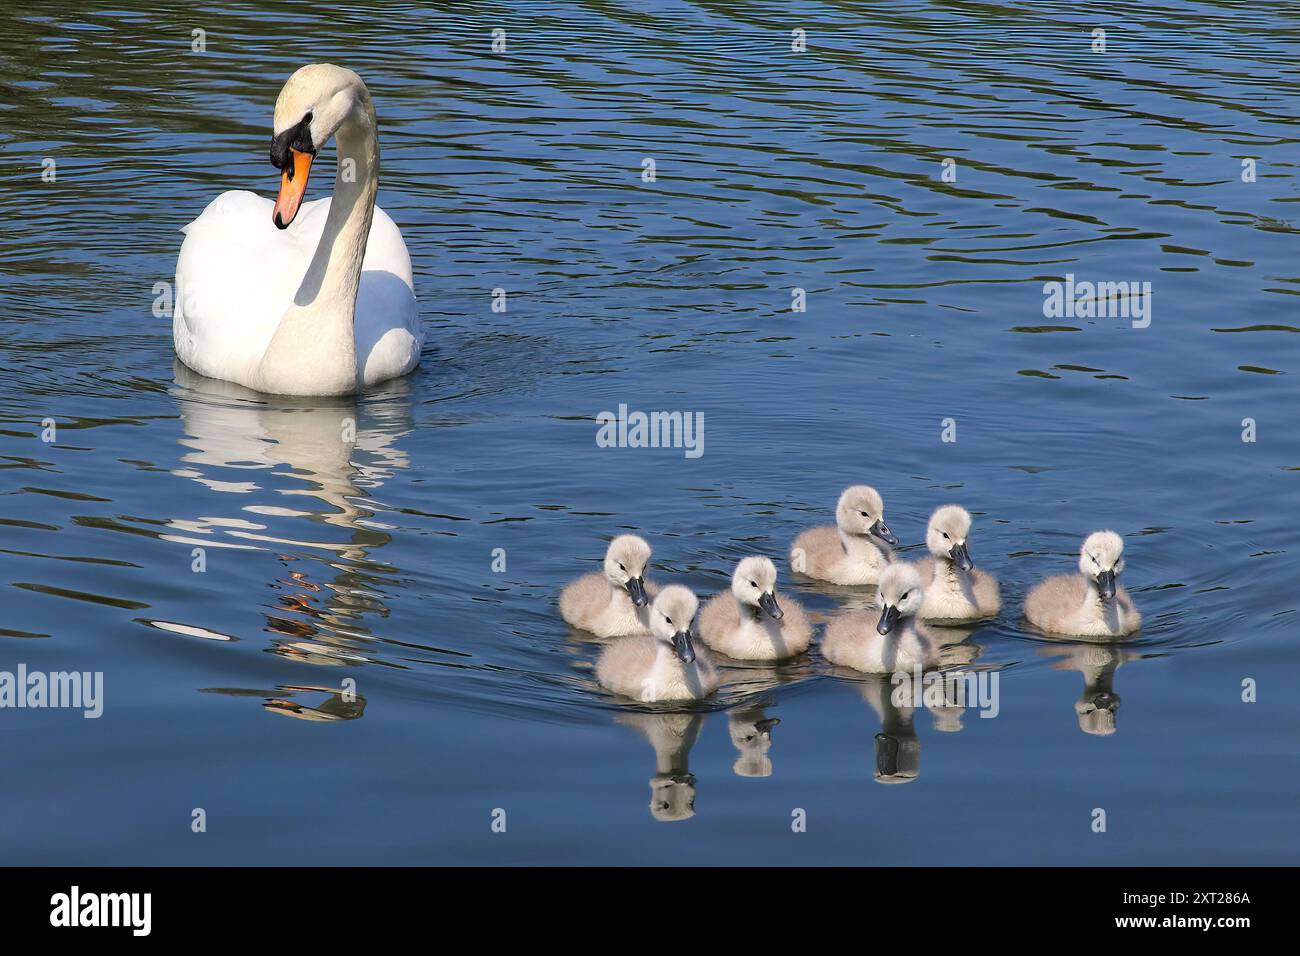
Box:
790, 485, 898, 585
913, 505, 1001, 622
173, 64, 422, 396
822, 564, 936, 673
698, 556, 813, 660
1024, 531, 1141, 638
560, 534, 658, 637
596, 585, 719, 702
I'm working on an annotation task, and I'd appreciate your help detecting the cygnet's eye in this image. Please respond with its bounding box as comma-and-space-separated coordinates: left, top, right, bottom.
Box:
860, 511, 868, 517
1089, 554, 1098, 565
941, 532, 950, 540
749, 580, 758, 588
664, 615, 673, 626
901, 591, 910, 600
618, 562, 626, 571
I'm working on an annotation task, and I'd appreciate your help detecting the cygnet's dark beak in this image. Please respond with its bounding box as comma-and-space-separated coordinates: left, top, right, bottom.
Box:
1096, 568, 1116, 601
672, 629, 696, 664
758, 590, 783, 620
626, 575, 648, 607
949, 541, 973, 572
871, 519, 898, 546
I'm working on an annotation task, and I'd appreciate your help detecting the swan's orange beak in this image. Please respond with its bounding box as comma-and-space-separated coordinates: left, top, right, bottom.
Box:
272, 148, 313, 229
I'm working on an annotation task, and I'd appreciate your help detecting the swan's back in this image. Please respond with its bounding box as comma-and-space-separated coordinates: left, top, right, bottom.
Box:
698, 592, 742, 644
791, 525, 842, 575
559, 571, 608, 629
779, 597, 815, 652
822, 609, 879, 667
1024, 574, 1088, 632
595, 635, 658, 699
971, 568, 1002, 616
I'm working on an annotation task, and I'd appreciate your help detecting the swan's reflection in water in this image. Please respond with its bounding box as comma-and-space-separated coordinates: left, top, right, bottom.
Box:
728, 707, 780, 778
926, 624, 985, 734
618, 712, 705, 822
711, 655, 813, 780
199, 684, 367, 722
1039, 640, 1140, 736
860, 677, 923, 785
264, 685, 368, 722
599, 653, 812, 819
825, 625, 987, 785
168, 363, 417, 718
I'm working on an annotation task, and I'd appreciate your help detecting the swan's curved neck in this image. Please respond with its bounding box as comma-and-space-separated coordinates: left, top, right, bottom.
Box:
299, 105, 378, 315
258, 94, 379, 395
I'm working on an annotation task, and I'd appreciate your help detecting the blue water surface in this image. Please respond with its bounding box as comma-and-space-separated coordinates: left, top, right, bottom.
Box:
0, 1, 1297, 864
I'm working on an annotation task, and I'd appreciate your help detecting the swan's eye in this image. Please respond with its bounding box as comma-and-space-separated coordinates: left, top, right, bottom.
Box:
860, 511, 868, 517
618, 563, 625, 571
941, 532, 950, 539
901, 591, 910, 600
749, 580, 757, 588
665, 616, 673, 626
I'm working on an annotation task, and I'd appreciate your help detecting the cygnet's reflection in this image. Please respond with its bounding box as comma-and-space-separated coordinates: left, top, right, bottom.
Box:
704, 653, 811, 779
858, 676, 922, 785
926, 624, 985, 732
618, 711, 706, 822
166, 363, 417, 706
839, 630, 987, 784
728, 705, 781, 778
1039, 640, 1140, 736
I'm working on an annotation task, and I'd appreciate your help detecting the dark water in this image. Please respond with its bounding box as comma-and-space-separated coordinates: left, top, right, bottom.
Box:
1, 1, 1298, 864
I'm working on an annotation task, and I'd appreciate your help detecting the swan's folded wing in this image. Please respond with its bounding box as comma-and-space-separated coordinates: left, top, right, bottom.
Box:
356, 203, 422, 383
174, 193, 420, 387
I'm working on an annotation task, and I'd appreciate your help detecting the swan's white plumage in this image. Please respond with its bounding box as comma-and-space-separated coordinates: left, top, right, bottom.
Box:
173, 190, 421, 390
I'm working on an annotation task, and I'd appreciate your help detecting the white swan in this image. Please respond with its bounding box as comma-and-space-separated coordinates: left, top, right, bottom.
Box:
173, 64, 422, 396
